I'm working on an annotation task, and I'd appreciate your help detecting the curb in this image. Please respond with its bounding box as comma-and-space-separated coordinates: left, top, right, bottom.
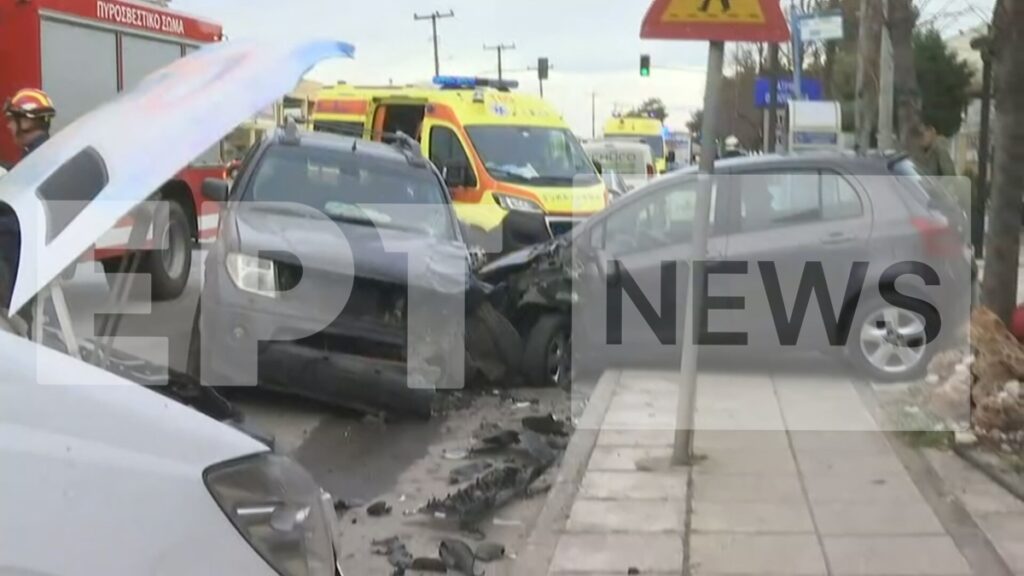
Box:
953, 443, 1024, 503
512, 369, 621, 576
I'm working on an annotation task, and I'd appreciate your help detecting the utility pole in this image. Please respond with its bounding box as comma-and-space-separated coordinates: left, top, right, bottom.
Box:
414, 10, 455, 77
591, 92, 597, 139
767, 43, 780, 152
877, 0, 894, 150
484, 43, 516, 81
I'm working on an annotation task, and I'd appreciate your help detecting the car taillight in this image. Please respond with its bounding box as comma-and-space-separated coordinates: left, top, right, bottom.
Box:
911, 217, 961, 257
646, 163, 656, 177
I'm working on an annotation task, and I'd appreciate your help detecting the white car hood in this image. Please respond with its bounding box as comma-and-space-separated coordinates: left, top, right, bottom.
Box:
0, 329, 264, 470
0, 38, 354, 314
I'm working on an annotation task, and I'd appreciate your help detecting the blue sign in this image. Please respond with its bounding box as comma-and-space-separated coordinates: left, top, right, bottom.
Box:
754, 76, 824, 108
793, 131, 839, 145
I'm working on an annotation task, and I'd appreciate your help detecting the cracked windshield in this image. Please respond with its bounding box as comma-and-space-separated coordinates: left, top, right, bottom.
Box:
0, 0, 1017, 574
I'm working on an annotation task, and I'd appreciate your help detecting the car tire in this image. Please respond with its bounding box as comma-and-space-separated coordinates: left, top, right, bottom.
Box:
845, 298, 933, 383
141, 200, 192, 301
475, 301, 524, 369
523, 313, 571, 388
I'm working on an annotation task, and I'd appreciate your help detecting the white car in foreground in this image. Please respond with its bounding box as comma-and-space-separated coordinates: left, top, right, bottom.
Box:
0, 38, 354, 576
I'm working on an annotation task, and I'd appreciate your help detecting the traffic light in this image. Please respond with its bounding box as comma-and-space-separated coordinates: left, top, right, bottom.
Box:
537, 57, 549, 80
640, 54, 651, 77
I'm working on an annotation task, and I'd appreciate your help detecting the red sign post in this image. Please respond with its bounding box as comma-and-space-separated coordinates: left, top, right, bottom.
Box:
639, 0, 789, 465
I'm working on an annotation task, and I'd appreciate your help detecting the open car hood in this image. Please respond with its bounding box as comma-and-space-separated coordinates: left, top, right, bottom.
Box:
0, 38, 354, 314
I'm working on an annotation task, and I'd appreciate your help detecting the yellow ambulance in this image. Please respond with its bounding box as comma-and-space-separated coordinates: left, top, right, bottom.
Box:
313, 76, 608, 252
603, 115, 669, 174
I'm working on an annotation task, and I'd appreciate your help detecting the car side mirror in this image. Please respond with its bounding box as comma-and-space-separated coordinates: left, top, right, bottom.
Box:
592, 160, 603, 175
202, 178, 230, 202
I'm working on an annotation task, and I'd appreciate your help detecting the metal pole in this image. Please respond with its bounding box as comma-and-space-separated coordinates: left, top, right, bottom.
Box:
791, 1, 803, 99
673, 40, 725, 466
592, 92, 596, 139
498, 47, 503, 81
539, 77, 544, 98
768, 43, 780, 152
877, 0, 894, 150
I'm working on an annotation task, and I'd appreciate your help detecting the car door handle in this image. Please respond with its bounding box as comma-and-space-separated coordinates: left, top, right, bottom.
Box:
820, 232, 855, 245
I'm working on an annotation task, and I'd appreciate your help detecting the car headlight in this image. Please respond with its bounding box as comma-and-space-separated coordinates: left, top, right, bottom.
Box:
226, 252, 278, 298
205, 453, 338, 576
493, 193, 543, 213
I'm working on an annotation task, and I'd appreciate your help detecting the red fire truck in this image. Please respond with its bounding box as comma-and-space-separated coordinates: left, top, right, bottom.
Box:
0, 0, 226, 300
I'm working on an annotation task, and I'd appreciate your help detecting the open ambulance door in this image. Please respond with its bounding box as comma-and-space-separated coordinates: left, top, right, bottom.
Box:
365, 96, 430, 144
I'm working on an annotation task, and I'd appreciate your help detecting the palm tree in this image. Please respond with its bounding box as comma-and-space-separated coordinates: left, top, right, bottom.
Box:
980, 0, 1024, 322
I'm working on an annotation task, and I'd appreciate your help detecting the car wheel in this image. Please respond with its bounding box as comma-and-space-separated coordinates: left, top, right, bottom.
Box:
523, 313, 571, 388
142, 200, 192, 301
846, 299, 932, 382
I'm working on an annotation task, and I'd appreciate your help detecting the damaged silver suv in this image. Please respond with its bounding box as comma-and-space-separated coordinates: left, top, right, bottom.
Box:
191, 126, 490, 417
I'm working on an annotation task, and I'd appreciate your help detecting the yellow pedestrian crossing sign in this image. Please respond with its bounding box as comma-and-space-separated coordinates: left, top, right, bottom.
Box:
641, 0, 790, 42
663, 0, 766, 23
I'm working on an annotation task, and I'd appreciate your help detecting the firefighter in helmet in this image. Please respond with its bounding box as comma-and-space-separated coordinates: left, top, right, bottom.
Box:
2, 88, 56, 323
4, 88, 57, 162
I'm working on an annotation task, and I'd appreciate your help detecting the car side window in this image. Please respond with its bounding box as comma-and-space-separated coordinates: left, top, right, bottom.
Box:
429, 126, 477, 188
602, 179, 712, 256
739, 170, 862, 232
821, 171, 863, 220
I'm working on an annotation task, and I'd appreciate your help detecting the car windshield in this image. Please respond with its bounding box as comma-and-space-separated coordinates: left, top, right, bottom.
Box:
606, 134, 665, 158
466, 125, 600, 187
246, 144, 455, 239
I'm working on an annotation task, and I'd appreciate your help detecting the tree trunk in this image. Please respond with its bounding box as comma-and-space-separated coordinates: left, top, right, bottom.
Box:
855, 0, 882, 151
889, 0, 922, 156
981, 0, 1024, 322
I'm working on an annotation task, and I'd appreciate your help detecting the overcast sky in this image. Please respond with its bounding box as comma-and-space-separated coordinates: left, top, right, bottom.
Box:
173, 0, 993, 136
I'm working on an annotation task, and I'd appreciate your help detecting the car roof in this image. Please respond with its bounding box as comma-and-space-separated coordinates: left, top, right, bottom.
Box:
273, 129, 437, 172
674, 151, 903, 175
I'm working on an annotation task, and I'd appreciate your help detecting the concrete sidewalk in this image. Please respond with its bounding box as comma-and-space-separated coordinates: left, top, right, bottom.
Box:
523, 368, 1024, 576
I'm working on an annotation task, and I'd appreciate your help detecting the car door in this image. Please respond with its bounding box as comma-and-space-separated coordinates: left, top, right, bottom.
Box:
723, 168, 872, 353
575, 175, 725, 366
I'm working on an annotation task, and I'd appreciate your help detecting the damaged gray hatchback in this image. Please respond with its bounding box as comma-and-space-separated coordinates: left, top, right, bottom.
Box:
190, 126, 512, 418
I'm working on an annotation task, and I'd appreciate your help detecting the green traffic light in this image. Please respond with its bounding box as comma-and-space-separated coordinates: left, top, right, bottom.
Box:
640, 67, 650, 77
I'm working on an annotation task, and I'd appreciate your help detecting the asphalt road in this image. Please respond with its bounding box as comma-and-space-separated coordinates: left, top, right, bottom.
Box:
58, 250, 592, 572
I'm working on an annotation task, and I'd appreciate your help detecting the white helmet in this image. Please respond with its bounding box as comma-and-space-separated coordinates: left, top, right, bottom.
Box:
724, 135, 740, 150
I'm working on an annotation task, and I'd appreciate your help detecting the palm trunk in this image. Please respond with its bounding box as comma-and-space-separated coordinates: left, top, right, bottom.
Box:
981, 0, 1024, 322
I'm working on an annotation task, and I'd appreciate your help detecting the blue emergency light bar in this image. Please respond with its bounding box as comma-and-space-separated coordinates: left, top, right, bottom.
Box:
432, 75, 519, 90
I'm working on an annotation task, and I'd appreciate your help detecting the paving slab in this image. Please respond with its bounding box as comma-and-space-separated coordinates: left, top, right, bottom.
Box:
795, 451, 909, 476
694, 430, 792, 453
587, 446, 673, 471
580, 471, 688, 500
802, 470, 922, 502
596, 428, 674, 448
789, 431, 894, 454
549, 533, 683, 574
812, 500, 946, 535
566, 499, 686, 533
698, 446, 800, 476
693, 472, 806, 502
692, 500, 815, 533
823, 535, 972, 575
690, 533, 827, 575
